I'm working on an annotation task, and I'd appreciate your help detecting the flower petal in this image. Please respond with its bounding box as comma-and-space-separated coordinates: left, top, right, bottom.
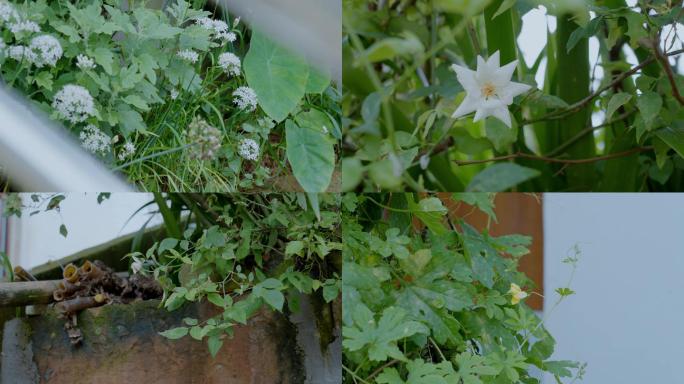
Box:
451, 63, 479, 92
487, 50, 500, 68
452, 93, 481, 118
473, 106, 492, 122
491, 105, 512, 128
500, 81, 532, 104
493, 60, 518, 87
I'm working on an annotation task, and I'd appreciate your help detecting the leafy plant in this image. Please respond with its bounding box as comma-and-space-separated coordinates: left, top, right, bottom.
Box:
129, 193, 342, 357
342, 0, 684, 191
0, 0, 338, 192
342, 193, 585, 383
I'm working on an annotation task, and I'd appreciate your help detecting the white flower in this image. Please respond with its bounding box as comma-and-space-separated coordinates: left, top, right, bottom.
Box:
29, 35, 62, 67
186, 116, 222, 160
6, 45, 36, 63
218, 52, 240, 76
170, 89, 179, 100
0, 1, 19, 24
79, 124, 111, 156
9, 20, 40, 35
52, 84, 95, 124
76, 54, 96, 70
177, 49, 199, 63
238, 138, 259, 161
196, 17, 235, 44
451, 51, 532, 128
419, 154, 430, 170
508, 283, 529, 305
131, 258, 143, 274
232, 86, 257, 112
118, 141, 136, 161
196, 17, 228, 35
217, 31, 236, 44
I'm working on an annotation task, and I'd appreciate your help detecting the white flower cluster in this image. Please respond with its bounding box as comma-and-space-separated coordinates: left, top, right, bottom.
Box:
9, 20, 39, 34
79, 125, 111, 156
177, 49, 199, 63
218, 52, 240, 77
233, 86, 258, 112
52, 85, 95, 124
0, 1, 19, 24
196, 17, 236, 44
29, 35, 62, 67
76, 54, 96, 70
6, 45, 34, 62
118, 142, 136, 161
170, 89, 179, 100
238, 138, 259, 161
186, 116, 222, 160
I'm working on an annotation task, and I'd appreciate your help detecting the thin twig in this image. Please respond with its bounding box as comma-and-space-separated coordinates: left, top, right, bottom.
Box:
365, 359, 399, 381
520, 49, 684, 126
453, 146, 652, 166
655, 45, 684, 106
544, 110, 636, 157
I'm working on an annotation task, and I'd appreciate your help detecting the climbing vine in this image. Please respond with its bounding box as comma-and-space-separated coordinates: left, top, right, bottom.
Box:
342, 193, 584, 383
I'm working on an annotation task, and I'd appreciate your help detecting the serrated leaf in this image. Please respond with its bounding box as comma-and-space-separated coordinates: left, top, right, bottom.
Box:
122, 94, 150, 111
636, 91, 662, 126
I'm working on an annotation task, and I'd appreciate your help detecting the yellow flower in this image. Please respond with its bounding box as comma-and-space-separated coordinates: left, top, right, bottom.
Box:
508, 283, 528, 305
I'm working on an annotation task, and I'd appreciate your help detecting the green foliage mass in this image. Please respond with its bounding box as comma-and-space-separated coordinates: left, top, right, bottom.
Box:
342, 193, 584, 383
342, 0, 684, 192
130, 193, 342, 357
0, 0, 338, 192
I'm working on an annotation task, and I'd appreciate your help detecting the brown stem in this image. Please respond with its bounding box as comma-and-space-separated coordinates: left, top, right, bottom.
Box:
453, 146, 653, 166
521, 49, 684, 126
654, 46, 684, 106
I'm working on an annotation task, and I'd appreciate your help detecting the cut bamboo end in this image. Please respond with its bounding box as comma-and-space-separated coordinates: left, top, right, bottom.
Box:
63, 264, 79, 283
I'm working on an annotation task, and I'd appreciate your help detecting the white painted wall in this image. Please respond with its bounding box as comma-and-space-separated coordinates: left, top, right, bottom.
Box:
6, 193, 162, 270
543, 193, 684, 383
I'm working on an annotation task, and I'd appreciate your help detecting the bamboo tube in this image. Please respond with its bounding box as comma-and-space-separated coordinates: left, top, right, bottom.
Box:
63, 264, 79, 283
0, 280, 61, 306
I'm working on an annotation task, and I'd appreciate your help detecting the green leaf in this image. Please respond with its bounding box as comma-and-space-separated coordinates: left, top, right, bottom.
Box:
285, 116, 335, 192
566, 25, 585, 53
116, 104, 146, 136
133, 8, 182, 39
207, 335, 224, 358
91, 47, 114, 75
59, 224, 68, 238
655, 124, 684, 158
543, 360, 580, 377
189, 326, 203, 340
158, 238, 178, 254
253, 279, 285, 311
33, 72, 53, 91
453, 193, 497, 222
122, 94, 150, 111
342, 306, 428, 361
356, 33, 424, 63
488, 349, 528, 381
452, 352, 498, 384
485, 117, 517, 152
636, 91, 662, 127
207, 293, 226, 308
466, 163, 540, 192
285, 240, 305, 257
305, 67, 330, 94
159, 327, 188, 340
134, 54, 159, 84
493, 0, 517, 19
244, 30, 309, 122
606, 92, 632, 119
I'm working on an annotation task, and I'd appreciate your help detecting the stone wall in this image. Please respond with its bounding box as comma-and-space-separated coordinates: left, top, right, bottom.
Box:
1, 300, 330, 384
